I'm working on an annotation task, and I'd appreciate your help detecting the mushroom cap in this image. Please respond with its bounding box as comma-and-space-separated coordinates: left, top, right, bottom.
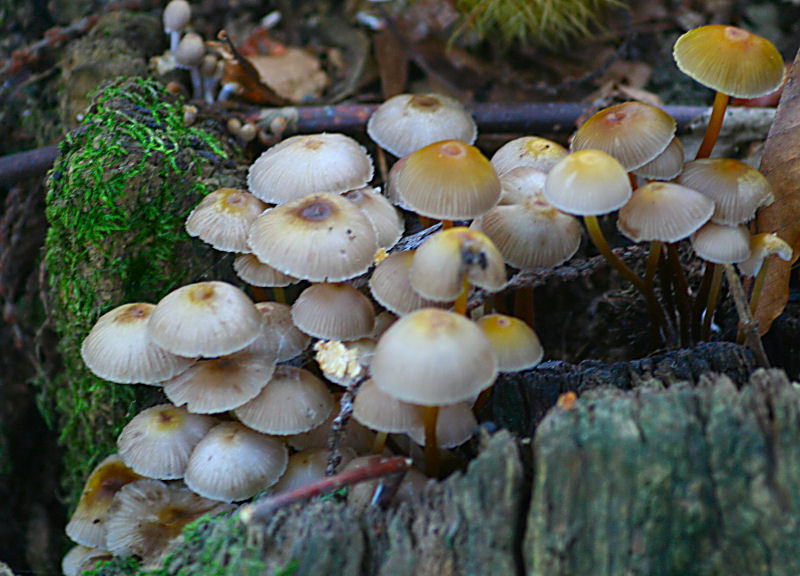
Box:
234, 365, 335, 435
691, 222, 751, 264
163, 345, 277, 414
271, 447, 355, 493
291, 282, 375, 340
286, 409, 374, 454
163, 0, 191, 33
410, 227, 507, 301
342, 186, 404, 249
617, 182, 714, 243
476, 314, 544, 372
65, 454, 145, 548
253, 301, 310, 361
247, 192, 378, 282
105, 479, 231, 567
314, 338, 376, 387
233, 253, 298, 288
677, 158, 774, 225
366, 93, 477, 158
498, 166, 548, 205
371, 308, 498, 406
184, 422, 289, 502
673, 25, 785, 98
738, 233, 793, 277
406, 401, 477, 448
570, 101, 677, 171
392, 140, 501, 220
185, 188, 268, 253
81, 302, 194, 384
62, 545, 113, 576
543, 149, 632, 216
117, 404, 217, 480
174, 32, 205, 67
352, 378, 425, 434
490, 136, 569, 176
632, 136, 684, 181
369, 250, 450, 315
247, 133, 374, 204
472, 194, 581, 270
147, 281, 264, 358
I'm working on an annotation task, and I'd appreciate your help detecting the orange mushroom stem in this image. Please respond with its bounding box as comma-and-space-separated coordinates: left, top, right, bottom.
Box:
695, 91, 730, 159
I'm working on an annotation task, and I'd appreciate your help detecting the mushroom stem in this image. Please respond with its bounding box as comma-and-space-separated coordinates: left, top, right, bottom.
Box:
272, 286, 287, 304
748, 264, 769, 317
584, 215, 668, 340
695, 91, 730, 159
251, 286, 269, 302
666, 242, 692, 346
657, 252, 678, 325
376, 146, 388, 185
644, 240, 662, 289
453, 276, 470, 316
422, 406, 440, 477
372, 432, 388, 454
441, 219, 454, 230
702, 263, 724, 340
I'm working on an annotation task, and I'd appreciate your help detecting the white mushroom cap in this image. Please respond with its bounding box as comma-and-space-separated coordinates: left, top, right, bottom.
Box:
147, 281, 264, 358
366, 93, 477, 158
81, 302, 194, 384
291, 282, 375, 341
247, 133, 374, 204
253, 301, 310, 361
174, 32, 205, 68
738, 233, 793, 277
632, 136, 685, 181
369, 250, 450, 315
233, 253, 298, 288
691, 222, 751, 264
353, 378, 424, 435
163, 0, 191, 34
184, 422, 289, 502
62, 545, 113, 576
490, 136, 569, 176
342, 186, 404, 249
185, 188, 268, 253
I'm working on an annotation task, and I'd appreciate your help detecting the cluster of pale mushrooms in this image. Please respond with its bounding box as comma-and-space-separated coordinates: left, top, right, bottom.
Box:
63, 21, 793, 575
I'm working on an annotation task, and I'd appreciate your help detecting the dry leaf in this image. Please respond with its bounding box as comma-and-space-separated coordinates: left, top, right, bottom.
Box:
754, 47, 800, 335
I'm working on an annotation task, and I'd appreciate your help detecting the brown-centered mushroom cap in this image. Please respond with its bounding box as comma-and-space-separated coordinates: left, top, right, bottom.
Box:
184, 421, 289, 502
370, 308, 498, 406
247, 192, 378, 282
247, 133, 374, 204
392, 140, 501, 220
490, 136, 569, 176
543, 149, 632, 216
570, 101, 677, 171
117, 404, 217, 480
234, 365, 335, 435
673, 25, 785, 98
81, 302, 194, 385
617, 182, 714, 243
410, 227, 507, 301
185, 188, 268, 253
147, 281, 264, 358
291, 282, 375, 341
366, 93, 477, 158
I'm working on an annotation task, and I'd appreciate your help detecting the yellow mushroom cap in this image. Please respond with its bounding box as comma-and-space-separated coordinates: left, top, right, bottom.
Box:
543, 149, 632, 216
162, 345, 277, 414
677, 158, 775, 225
673, 25, 785, 98
81, 302, 194, 385
617, 182, 714, 243
254, 301, 310, 361
369, 250, 450, 315
291, 282, 375, 341
570, 101, 677, 171
247, 133, 374, 204
65, 454, 145, 548
147, 281, 264, 358
104, 479, 231, 567
117, 404, 217, 480
185, 188, 268, 253
476, 314, 544, 372
738, 233, 793, 277
371, 308, 498, 406
247, 192, 378, 282
410, 227, 507, 301
691, 222, 751, 264
366, 93, 477, 158
234, 365, 335, 435
233, 253, 298, 288
472, 194, 581, 270
392, 140, 501, 219
632, 136, 684, 181
342, 186, 404, 249
490, 136, 569, 176
184, 422, 289, 502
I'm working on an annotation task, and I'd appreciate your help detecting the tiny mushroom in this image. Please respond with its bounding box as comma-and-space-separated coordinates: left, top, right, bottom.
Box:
185, 188, 268, 253
490, 136, 569, 176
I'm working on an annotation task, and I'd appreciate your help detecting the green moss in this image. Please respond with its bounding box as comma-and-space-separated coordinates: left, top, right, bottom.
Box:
41, 77, 234, 511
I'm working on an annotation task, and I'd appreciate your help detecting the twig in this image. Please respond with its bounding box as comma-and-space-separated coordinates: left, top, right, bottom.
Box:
238, 455, 412, 523
722, 263, 770, 368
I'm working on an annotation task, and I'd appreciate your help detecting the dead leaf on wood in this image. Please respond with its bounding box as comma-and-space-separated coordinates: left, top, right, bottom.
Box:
755, 47, 800, 335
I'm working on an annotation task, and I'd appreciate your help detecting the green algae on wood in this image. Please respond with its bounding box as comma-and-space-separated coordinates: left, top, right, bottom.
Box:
42, 77, 242, 510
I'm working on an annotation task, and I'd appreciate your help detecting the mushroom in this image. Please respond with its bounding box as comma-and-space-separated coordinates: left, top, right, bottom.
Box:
291, 282, 375, 341
254, 301, 310, 362
162, 0, 191, 53
673, 25, 785, 159
737, 233, 792, 319
369, 250, 451, 315
62, 545, 113, 576
174, 31, 205, 100
632, 137, 685, 181
490, 136, 569, 176
185, 187, 268, 253
341, 186, 404, 249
